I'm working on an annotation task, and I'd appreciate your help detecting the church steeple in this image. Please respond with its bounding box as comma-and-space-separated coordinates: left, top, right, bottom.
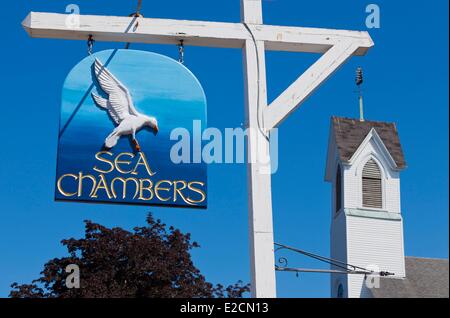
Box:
325, 116, 407, 298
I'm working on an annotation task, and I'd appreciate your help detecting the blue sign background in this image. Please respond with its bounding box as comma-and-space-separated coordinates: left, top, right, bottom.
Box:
56, 49, 207, 208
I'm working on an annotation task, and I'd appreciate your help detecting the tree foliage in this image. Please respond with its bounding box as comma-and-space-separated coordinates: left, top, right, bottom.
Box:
10, 215, 249, 298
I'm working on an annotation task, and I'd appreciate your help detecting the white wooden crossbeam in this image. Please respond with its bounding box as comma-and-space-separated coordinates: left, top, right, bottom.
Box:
22, 12, 373, 55
264, 40, 362, 129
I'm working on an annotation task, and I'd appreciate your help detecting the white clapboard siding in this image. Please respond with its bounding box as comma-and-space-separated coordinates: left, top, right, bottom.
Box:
342, 138, 401, 213
329, 126, 405, 298
346, 215, 406, 298
330, 211, 348, 298
385, 176, 401, 213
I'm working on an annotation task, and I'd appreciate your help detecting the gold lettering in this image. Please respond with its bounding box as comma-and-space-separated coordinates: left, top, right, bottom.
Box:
93, 151, 114, 174
173, 180, 188, 203
155, 180, 172, 202
114, 152, 135, 174
186, 181, 206, 205
139, 179, 154, 201
111, 177, 139, 199
132, 152, 156, 176
78, 172, 97, 197
57, 173, 78, 197
91, 174, 113, 199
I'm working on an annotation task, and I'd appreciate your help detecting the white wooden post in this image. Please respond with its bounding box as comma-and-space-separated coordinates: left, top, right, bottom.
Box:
241, 0, 276, 298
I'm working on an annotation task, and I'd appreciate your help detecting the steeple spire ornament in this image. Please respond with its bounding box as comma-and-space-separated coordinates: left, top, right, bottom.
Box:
356, 67, 364, 122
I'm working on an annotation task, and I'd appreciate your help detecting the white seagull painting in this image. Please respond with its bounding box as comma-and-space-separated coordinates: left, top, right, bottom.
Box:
91, 58, 159, 152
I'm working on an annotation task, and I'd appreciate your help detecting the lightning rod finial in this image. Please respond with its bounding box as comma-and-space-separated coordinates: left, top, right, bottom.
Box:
356, 67, 364, 122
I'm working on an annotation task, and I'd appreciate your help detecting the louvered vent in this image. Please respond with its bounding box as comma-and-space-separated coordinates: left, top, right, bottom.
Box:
362, 159, 382, 209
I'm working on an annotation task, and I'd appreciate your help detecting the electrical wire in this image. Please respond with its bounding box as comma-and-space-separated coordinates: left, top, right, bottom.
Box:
135, 0, 142, 16
125, 0, 144, 49
243, 23, 270, 142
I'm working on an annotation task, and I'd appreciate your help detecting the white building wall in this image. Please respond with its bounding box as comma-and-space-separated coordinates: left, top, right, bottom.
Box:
385, 176, 401, 213
342, 139, 401, 213
330, 211, 347, 298
345, 215, 406, 298
329, 131, 406, 298
342, 165, 359, 209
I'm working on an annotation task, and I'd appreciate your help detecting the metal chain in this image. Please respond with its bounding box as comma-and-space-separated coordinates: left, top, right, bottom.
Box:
178, 40, 185, 64
87, 34, 95, 55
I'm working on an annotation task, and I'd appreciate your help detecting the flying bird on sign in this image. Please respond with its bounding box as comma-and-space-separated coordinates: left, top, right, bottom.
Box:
91, 58, 158, 152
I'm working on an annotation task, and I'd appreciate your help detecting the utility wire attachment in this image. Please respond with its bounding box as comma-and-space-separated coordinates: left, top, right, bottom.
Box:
135, 0, 143, 17
128, 0, 143, 17
178, 40, 185, 64
125, 0, 144, 49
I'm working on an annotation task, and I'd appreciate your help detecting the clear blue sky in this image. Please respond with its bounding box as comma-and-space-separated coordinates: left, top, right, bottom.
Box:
0, 1, 448, 298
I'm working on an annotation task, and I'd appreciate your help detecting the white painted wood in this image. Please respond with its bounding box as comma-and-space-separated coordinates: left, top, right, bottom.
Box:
22, 12, 373, 55
330, 210, 348, 298
326, 128, 403, 213
348, 128, 398, 170
264, 41, 361, 129
344, 136, 402, 213
346, 216, 405, 298
241, 0, 276, 298
327, 122, 406, 298
241, 0, 263, 24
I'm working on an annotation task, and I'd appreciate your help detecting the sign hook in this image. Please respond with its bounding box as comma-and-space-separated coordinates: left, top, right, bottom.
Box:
178, 40, 185, 64
87, 34, 95, 55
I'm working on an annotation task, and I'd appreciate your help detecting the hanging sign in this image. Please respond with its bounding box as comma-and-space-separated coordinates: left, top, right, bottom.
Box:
55, 49, 207, 208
